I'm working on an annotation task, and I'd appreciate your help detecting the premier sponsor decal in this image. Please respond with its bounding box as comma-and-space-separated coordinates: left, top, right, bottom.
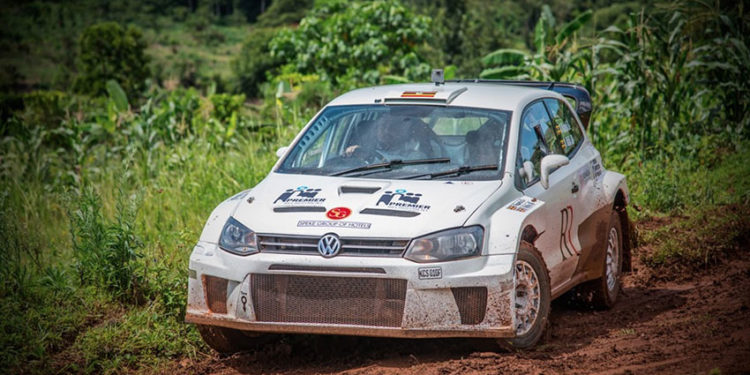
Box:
297, 220, 371, 229
375, 189, 430, 212
273, 186, 325, 205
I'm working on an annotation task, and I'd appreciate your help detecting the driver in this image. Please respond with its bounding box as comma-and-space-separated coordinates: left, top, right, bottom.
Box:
344, 115, 429, 161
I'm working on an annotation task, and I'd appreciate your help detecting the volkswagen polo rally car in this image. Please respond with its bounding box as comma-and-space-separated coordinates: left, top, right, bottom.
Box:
186, 71, 630, 352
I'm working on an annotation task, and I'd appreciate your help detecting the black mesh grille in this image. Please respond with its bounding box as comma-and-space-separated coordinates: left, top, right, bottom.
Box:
251, 274, 407, 327
203, 275, 228, 314
451, 287, 488, 325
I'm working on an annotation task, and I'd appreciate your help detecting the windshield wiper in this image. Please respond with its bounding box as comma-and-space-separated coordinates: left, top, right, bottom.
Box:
404, 164, 499, 180
331, 157, 451, 177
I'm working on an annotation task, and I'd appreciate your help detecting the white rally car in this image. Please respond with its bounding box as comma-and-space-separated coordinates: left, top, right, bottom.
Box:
186, 72, 630, 352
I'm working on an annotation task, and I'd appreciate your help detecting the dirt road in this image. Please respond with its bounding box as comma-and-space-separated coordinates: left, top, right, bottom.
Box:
178, 238, 750, 374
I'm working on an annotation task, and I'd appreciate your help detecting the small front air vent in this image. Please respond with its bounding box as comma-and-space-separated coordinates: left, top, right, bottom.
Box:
203, 275, 228, 314
339, 186, 381, 194
360, 208, 420, 217
273, 206, 326, 213
451, 287, 488, 325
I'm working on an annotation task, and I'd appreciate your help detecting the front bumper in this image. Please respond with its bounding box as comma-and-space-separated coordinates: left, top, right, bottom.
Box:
185, 241, 517, 338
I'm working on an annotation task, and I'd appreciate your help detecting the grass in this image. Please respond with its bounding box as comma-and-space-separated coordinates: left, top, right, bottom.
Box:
639, 204, 750, 272
0, 90, 303, 372
631, 145, 750, 276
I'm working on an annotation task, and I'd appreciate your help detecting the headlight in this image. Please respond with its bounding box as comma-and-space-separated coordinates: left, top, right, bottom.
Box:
404, 226, 483, 263
218, 217, 258, 256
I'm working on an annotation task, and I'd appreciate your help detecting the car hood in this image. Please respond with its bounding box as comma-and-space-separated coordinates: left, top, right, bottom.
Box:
232, 173, 502, 239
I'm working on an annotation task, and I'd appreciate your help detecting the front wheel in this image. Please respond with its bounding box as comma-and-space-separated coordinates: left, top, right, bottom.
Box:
501, 242, 551, 349
196, 324, 270, 355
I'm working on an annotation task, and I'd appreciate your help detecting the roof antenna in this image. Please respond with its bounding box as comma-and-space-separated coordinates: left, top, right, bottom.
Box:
431, 69, 444, 86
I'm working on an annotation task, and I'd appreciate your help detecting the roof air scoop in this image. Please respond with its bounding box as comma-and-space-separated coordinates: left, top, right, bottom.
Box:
383, 86, 467, 105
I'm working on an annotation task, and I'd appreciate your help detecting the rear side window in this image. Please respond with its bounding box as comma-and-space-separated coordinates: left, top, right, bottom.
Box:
544, 99, 584, 156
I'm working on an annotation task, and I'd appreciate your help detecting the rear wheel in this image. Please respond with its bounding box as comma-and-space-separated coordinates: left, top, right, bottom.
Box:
196, 324, 269, 355
578, 210, 623, 309
501, 242, 551, 349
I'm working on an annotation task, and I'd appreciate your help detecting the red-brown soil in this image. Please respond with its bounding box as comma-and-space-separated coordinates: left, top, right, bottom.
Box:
175, 220, 750, 375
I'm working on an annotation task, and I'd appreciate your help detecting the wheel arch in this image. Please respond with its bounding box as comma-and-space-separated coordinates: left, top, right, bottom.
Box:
613, 189, 632, 272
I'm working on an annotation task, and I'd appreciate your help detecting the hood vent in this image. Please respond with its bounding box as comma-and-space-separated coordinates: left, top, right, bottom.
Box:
360, 208, 420, 217
339, 186, 381, 194
273, 206, 326, 213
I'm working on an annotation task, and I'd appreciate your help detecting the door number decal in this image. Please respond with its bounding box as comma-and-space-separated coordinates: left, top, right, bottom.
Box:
560, 205, 579, 260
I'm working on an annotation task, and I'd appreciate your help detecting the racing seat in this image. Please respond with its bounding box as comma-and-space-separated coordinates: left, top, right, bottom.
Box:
465, 119, 504, 166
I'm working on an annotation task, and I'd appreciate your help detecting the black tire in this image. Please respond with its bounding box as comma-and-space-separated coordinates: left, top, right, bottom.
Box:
196, 324, 269, 355
577, 210, 623, 309
502, 241, 551, 349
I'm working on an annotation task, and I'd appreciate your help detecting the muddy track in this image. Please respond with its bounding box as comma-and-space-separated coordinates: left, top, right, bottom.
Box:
176, 251, 750, 375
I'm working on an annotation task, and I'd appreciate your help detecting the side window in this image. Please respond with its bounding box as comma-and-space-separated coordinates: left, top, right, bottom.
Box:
544, 99, 584, 156
516, 101, 560, 188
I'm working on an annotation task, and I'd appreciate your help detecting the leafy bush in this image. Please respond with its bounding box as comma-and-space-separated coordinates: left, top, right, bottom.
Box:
209, 93, 245, 123
232, 27, 284, 97
73, 22, 151, 99
270, 0, 431, 86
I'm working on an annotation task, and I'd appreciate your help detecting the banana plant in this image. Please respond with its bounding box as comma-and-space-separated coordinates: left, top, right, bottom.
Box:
480, 6, 593, 82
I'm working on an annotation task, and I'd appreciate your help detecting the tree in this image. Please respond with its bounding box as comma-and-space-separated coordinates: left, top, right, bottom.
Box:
232, 27, 284, 98
269, 0, 431, 86
73, 22, 150, 99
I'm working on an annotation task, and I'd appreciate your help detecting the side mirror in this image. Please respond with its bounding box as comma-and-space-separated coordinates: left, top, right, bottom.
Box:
540, 154, 570, 189
276, 146, 289, 158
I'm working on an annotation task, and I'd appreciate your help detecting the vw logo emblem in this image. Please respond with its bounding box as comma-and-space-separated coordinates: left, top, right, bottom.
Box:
317, 233, 341, 258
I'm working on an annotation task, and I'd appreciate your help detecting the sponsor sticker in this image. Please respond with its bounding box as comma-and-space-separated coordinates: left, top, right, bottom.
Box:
590, 159, 603, 179
297, 220, 371, 229
375, 189, 430, 212
326, 207, 352, 220
418, 267, 442, 280
274, 186, 326, 205
506, 196, 540, 213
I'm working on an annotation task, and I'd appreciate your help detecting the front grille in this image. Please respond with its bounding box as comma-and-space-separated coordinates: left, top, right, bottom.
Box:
451, 287, 488, 325
203, 275, 228, 314
257, 234, 409, 257
251, 274, 407, 327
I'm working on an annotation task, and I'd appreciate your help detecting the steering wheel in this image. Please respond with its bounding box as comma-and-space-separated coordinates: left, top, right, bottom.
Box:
420, 131, 447, 158
351, 147, 387, 164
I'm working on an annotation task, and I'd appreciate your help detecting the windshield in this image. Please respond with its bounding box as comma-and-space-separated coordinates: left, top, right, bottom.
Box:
277, 105, 511, 180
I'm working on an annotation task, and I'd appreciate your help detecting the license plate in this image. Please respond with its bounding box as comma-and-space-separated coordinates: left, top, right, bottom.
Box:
418, 267, 442, 280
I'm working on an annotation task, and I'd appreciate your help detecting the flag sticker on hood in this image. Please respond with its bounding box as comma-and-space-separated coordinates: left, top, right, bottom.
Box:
375, 189, 430, 212
401, 91, 437, 98
273, 186, 326, 205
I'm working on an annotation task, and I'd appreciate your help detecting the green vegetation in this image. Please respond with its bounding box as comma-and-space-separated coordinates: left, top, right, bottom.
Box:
269, 0, 431, 86
74, 22, 151, 98
0, 0, 748, 373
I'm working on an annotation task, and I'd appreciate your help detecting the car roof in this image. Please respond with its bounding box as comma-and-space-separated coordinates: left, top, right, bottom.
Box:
326, 82, 561, 112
